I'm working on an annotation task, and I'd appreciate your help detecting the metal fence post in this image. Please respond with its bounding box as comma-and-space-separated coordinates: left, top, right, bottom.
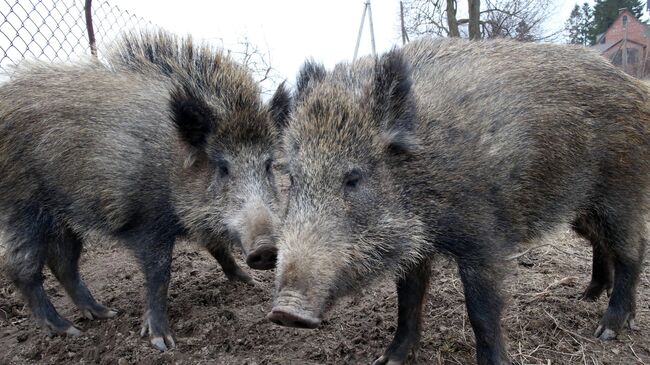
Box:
0, 0, 147, 72
84, 0, 97, 57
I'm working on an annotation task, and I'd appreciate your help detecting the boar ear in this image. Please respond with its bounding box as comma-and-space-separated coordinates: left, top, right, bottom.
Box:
170, 86, 215, 150
373, 48, 419, 155
269, 81, 291, 130
295, 59, 326, 101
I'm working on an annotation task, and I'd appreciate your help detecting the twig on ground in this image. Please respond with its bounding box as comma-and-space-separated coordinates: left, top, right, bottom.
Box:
551, 245, 584, 258
526, 276, 579, 303
543, 309, 595, 344
10, 317, 26, 326
627, 340, 646, 364
506, 244, 550, 261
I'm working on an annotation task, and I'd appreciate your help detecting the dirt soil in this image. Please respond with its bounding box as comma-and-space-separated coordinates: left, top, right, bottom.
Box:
0, 227, 649, 365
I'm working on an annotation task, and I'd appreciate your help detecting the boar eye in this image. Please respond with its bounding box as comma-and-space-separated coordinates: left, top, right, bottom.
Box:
265, 158, 273, 175
343, 169, 362, 190
217, 160, 230, 178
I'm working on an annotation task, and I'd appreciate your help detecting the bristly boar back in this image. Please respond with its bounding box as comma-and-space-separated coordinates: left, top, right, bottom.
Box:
269, 37, 650, 365
0, 29, 289, 351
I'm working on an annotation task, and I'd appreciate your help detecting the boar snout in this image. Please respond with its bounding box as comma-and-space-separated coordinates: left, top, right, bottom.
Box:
267, 290, 321, 329
230, 199, 279, 270
246, 237, 277, 270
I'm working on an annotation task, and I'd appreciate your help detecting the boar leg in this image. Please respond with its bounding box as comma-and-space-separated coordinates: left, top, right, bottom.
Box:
46, 227, 117, 320
593, 209, 645, 340
135, 237, 175, 351
373, 259, 431, 365
572, 212, 614, 301
458, 261, 509, 365
4, 205, 81, 335
204, 241, 254, 285
582, 243, 614, 301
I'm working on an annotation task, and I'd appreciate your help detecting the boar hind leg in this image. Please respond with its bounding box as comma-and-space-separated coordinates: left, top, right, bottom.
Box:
204, 241, 254, 285
458, 261, 510, 365
572, 212, 614, 301
373, 259, 431, 365
4, 205, 81, 336
134, 236, 175, 351
592, 208, 645, 341
46, 227, 117, 320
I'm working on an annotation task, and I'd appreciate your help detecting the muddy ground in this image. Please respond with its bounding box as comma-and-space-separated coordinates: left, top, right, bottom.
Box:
0, 227, 649, 364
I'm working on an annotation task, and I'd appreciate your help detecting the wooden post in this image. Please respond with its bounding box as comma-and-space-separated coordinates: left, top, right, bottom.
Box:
367, 0, 376, 57
641, 46, 648, 78
353, 2, 368, 61
353, 1, 377, 60
622, 15, 628, 72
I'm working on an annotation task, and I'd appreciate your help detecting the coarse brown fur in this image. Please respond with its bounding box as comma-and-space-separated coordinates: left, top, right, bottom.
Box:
0, 29, 289, 350
270, 37, 650, 365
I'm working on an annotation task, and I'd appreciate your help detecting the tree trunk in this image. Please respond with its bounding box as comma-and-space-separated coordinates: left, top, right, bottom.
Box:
468, 0, 481, 40
446, 0, 460, 37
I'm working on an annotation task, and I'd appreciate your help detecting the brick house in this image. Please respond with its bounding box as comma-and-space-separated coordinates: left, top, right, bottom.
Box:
592, 8, 650, 77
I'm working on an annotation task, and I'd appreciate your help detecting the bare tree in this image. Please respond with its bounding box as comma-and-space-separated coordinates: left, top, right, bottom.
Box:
402, 0, 450, 37
225, 37, 280, 96
468, 0, 481, 39
481, 0, 555, 41
402, 0, 555, 41
447, 0, 460, 37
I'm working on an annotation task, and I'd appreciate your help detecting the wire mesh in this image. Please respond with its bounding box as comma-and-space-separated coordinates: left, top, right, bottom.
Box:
0, 1, 279, 93
0, 0, 152, 73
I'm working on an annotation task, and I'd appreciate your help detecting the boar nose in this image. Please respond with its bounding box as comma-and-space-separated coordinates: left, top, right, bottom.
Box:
246, 237, 277, 270
266, 307, 321, 329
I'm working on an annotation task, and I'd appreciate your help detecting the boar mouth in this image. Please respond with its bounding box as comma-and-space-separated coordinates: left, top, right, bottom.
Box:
267, 290, 322, 329
245, 236, 277, 270
266, 306, 321, 329
225, 230, 277, 270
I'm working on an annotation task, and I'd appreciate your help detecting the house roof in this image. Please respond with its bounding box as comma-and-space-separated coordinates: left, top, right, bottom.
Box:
591, 8, 649, 54
594, 38, 647, 54
592, 42, 613, 53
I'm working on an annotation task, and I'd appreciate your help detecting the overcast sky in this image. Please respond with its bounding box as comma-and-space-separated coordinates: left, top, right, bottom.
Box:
0, 1, 612, 86
100, 0, 598, 87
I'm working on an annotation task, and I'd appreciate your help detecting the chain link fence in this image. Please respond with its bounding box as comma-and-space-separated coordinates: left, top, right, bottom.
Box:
0, 0, 153, 74
0, 1, 280, 94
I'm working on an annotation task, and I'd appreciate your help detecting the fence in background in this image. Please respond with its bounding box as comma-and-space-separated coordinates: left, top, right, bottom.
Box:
0, 0, 152, 73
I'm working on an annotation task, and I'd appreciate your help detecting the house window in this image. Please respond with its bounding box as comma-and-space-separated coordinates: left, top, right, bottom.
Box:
613, 50, 622, 65
628, 48, 639, 64
612, 48, 640, 65
623, 15, 628, 26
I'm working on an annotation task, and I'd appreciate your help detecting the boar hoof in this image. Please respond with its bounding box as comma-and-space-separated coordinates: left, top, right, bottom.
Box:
579, 281, 611, 302
42, 317, 82, 337
595, 311, 637, 340
140, 314, 175, 351
80, 305, 119, 320
627, 317, 638, 331
372, 355, 404, 365
225, 268, 256, 286
64, 325, 83, 337
150, 335, 176, 352
594, 326, 617, 341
